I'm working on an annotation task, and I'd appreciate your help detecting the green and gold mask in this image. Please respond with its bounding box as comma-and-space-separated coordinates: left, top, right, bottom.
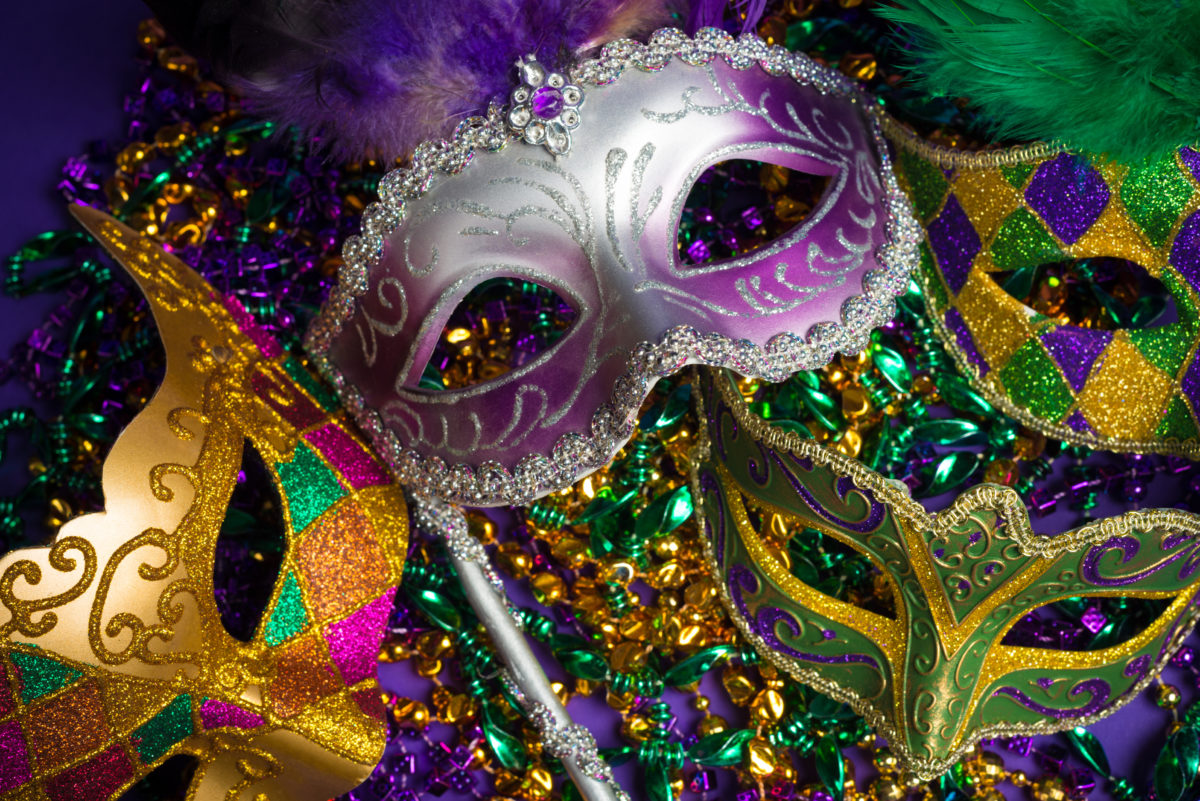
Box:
693, 367, 1200, 779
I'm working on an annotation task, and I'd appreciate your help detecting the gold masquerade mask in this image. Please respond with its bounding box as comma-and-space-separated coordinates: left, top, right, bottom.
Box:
692, 367, 1200, 779
0, 209, 408, 800
888, 131, 1200, 455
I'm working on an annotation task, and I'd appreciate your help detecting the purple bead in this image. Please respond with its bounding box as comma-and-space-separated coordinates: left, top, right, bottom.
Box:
1172, 645, 1195, 667
1080, 607, 1107, 634
741, 206, 765, 229
1006, 736, 1032, 756
531, 86, 566, 119
687, 239, 711, 263
1035, 744, 1067, 773
1067, 769, 1096, 798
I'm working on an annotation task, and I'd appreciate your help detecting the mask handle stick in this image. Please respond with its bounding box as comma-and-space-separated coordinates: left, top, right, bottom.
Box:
413, 496, 628, 801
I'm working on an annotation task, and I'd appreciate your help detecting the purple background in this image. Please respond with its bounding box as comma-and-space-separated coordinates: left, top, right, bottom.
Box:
0, 3, 1180, 796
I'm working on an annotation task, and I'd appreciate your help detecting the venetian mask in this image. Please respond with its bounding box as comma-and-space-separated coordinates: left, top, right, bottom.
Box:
305, 28, 921, 506
0, 209, 408, 800
692, 366, 1200, 779
890, 132, 1200, 456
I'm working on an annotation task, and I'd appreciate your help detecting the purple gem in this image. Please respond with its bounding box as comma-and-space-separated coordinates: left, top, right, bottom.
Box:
933, 548, 946, 559
928, 195, 981, 294
741, 206, 765, 229
1080, 606, 1107, 634
1025, 153, 1110, 245
1039, 326, 1112, 393
531, 86, 565, 119
1172, 645, 1195, 667
822, 629, 836, 640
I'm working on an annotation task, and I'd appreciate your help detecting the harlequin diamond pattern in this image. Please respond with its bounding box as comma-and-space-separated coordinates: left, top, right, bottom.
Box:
893, 143, 1200, 452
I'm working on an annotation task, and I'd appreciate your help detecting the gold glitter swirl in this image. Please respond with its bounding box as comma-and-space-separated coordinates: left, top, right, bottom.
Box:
0, 536, 98, 638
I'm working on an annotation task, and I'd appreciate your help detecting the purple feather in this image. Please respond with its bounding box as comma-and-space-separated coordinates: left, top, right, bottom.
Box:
142, 0, 685, 159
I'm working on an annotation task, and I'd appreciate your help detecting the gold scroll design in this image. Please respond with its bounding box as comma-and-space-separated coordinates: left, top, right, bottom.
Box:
0, 208, 408, 800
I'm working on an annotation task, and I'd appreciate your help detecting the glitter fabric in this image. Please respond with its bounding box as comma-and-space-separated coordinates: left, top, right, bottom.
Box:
0, 720, 31, 791
0, 211, 408, 800
927, 195, 981, 294
1039, 326, 1112, 392
944, 308, 989, 375
10, 650, 82, 704
278, 442, 348, 532
326, 591, 397, 686
26, 680, 109, 771
270, 635, 343, 719
131, 694, 194, 763
298, 502, 389, 620
199, 699, 265, 730
43, 745, 133, 801
221, 294, 283, 359
1184, 147, 1200, 184
1120, 154, 1195, 248
263, 571, 311, 646
1024, 153, 1110, 245
304, 423, 390, 490
891, 139, 1200, 454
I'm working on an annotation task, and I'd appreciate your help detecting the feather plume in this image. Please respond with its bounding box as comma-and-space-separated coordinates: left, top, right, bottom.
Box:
143, 0, 683, 160
877, 0, 1200, 163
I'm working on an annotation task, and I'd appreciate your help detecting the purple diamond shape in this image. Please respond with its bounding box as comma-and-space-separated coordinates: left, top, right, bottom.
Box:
944, 308, 989, 376
928, 195, 981, 294
0, 721, 31, 792
1171, 210, 1200, 294
1025, 153, 1110, 245
1065, 409, 1095, 434
1039, 326, 1111, 392
1183, 351, 1200, 412
1182, 147, 1200, 184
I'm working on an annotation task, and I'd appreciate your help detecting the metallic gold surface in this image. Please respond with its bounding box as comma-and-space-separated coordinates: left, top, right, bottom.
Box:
0, 209, 408, 800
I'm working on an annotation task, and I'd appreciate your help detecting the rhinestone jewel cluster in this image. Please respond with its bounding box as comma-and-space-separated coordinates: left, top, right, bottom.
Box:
508, 55, 585, 156
304, 27, 923, 507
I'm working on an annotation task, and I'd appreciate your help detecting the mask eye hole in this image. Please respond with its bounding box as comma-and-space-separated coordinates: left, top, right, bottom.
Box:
213, 441, 286, 642
117, 754, 197, 800
677, 159, 832, 267
744, 497, 896, 619
1001, 596, 1172, 650
421, 278, 577, 391
993, 257, 1177, 330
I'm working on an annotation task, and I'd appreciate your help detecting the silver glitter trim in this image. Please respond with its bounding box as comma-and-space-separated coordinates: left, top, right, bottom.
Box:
305, 28, 921, 506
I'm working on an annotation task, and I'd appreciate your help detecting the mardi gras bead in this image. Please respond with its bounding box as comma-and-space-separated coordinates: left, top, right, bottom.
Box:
692, 366, 1200, 780
306, 29, 921, 506
0, 209, 407, 800
887, 123, 1200, 457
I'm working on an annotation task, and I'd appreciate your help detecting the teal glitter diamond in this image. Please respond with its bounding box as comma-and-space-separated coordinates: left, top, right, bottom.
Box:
263, 571, 310, 646
132, 694, 194, 763
277, 442, 345, 532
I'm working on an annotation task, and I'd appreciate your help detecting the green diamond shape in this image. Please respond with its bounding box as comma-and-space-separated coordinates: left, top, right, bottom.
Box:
1121, 155, 1194, 248
918, 241, 948, 311
1129, 326, 1193, 375
132, 694, 194, 763
1167, 269, 1200, 338
1156, 395, 1200, 442
898, 150, 948, 223
999, 340, 1075, 421
991, 209, 1062, 271
263, 571, 310, 646
1001, 163, 1036, 191
277, 443, 345, 532
11, 649, 83, 704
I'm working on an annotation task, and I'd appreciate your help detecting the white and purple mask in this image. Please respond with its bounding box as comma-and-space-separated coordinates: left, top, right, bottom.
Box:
306, 28, 920, 505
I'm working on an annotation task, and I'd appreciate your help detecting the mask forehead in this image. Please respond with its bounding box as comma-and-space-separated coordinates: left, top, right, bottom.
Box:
889, 129, 1200, 456
693, 367, 1200, 780
310, 29, 919, 506
0, 209, 408, 800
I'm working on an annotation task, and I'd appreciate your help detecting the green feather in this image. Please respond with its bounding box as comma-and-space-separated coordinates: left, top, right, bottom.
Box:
877, 0, 1200, 163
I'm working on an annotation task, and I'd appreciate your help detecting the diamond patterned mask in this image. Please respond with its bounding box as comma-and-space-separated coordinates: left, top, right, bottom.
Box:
693, 367, 1200, 779
306, 29, 919, 506
893, 141, 1200, 455
0, 209, 408, 800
